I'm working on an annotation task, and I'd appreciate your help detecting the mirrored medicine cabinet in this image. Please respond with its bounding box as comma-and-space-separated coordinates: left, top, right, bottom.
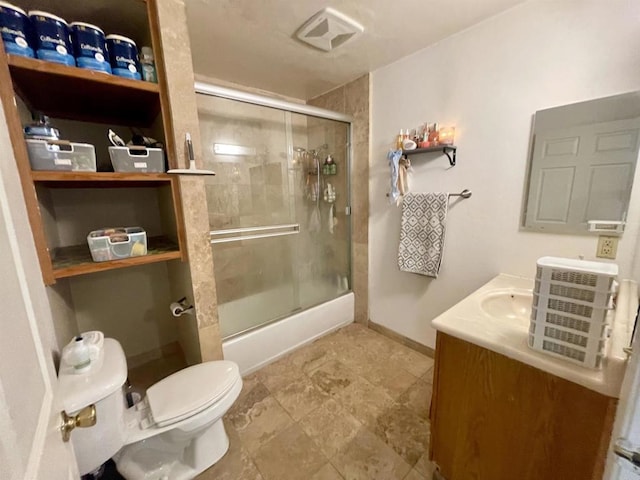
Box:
522, 91, 640, 235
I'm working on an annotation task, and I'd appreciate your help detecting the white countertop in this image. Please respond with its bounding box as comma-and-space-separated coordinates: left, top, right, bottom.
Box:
431, 273, 638, 397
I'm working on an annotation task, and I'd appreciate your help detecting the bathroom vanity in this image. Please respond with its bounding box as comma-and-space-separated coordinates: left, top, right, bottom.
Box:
429, 274, 635, 480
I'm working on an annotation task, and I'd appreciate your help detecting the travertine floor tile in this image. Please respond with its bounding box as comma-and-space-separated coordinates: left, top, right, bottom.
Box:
372, 404, 430, 466
404, 468, 427, 480
226, 382, 270, 429
230, 395, 294, 454
311, 463, 344, 480
256, 355, 305, 393
390, 347, 434, 378
309, 359, 359, 397
299, 398, 362, 459
332, 427, 412, 480
253, 424, 327, 480
197, 425, 263, 480
397, 379, 433, 420
287, 340, 337, 373
195, 323, 435, 480
360, 362, 418, 400
272, 375, 330, 421
421, 366, 435, 385
414, 452, 437, 478
334, 376, 394, 426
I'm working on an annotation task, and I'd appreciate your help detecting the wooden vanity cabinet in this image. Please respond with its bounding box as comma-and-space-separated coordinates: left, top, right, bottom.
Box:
429, 332, 617, 480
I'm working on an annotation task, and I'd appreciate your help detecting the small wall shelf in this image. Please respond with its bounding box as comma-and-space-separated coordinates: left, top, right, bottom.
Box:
402, 145, 457, 166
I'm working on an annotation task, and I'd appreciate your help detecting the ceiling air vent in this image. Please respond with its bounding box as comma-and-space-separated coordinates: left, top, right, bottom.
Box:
296, 7, 364, 52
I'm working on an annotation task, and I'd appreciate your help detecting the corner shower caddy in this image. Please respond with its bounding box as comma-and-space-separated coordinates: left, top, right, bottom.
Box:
402, 145, 457, 166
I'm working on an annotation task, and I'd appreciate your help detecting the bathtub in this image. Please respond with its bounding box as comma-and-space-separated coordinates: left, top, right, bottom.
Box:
221, 292, 354, 375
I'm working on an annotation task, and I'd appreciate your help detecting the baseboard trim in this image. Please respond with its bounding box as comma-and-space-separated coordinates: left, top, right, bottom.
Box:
368, 321, 435, 358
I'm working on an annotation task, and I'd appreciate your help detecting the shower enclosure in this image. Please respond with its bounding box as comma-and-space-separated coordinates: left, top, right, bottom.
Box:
195, 84, 352, 342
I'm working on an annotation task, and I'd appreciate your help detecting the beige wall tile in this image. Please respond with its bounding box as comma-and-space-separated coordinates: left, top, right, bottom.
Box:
156, 0, 223, 358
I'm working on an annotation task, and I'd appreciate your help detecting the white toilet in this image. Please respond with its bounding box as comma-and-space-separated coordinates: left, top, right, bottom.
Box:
58, 335, 242, 480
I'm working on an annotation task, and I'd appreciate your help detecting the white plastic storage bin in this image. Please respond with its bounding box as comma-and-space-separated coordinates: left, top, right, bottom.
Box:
87, 227, 147, 262
108, 146, 165, 173
535, 256, 618, 293
26, 139, 97, 171
529, 256, 618, 369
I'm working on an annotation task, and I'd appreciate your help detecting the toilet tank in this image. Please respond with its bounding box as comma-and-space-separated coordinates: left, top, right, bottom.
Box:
58, 337, 128, 475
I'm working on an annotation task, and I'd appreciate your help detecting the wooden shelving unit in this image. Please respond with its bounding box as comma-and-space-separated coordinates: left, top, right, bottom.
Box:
31, 171, 174, 187
52, 236, 181, 280
0, 0, 186, 285
7, 55, 161, 126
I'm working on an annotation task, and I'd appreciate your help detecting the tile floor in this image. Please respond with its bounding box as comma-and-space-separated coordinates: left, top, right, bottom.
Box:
197, 323, 437, 480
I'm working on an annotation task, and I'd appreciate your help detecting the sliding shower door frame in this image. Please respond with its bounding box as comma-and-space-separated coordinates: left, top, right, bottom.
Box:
196, 81, 354, 340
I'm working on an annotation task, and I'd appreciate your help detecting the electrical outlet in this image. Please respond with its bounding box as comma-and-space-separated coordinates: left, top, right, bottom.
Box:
596, 235, 618, 259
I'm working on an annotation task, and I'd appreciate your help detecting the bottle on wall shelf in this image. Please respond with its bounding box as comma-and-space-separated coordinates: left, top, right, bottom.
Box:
428, 123, 439, 145
396, 129, 404, 150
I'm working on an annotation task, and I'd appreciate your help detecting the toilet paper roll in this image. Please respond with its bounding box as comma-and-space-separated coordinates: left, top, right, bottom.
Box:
170, 302, 185, 317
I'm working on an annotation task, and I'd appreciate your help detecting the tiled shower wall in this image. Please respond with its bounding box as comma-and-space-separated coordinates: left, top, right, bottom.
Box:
308, 75, 370, 324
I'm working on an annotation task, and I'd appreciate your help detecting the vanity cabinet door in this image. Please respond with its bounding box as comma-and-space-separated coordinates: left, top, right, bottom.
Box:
429, 333, 617, 480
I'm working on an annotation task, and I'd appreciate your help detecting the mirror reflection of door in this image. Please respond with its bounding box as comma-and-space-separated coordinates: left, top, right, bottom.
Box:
525, 119, 640, 232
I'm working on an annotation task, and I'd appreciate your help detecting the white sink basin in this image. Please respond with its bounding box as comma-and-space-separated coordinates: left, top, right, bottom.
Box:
431, 274, 637, 397
479, 289, 532, 323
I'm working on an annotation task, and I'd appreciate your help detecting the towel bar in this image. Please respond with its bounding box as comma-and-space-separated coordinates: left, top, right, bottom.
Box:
448, 189, 472, 199
387, 189, 472, 199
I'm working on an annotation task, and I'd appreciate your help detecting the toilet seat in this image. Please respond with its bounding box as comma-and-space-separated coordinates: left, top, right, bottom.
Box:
146, 360, 240, 428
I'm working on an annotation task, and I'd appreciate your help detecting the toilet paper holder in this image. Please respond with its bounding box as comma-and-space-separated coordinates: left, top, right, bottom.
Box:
170, 297, 194, 317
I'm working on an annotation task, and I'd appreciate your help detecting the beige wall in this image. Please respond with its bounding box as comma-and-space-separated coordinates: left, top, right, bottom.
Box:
308, 74, 371, 324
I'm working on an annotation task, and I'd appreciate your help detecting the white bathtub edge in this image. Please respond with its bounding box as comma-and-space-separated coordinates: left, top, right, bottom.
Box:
222, 292, 355, 375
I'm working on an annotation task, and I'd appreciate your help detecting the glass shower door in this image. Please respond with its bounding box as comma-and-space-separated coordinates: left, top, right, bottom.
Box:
197, 94, 351, 339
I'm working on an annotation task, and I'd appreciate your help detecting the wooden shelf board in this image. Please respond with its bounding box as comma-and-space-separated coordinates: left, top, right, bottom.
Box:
31, 171, 173, 187
7, 54, 161, 126
51, 236, 181, 281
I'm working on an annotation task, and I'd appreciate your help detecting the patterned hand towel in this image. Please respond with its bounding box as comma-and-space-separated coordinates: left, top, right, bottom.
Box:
398, 192, 449, 277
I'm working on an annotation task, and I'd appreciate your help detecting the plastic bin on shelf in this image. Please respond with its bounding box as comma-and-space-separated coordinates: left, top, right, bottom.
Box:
87, 227, 147, 262
529, 256, 618, 369
26, 139, 96, 171
108, 146, 165, 173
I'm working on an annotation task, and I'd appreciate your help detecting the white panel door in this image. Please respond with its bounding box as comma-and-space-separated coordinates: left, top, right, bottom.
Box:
525, 118, 640, 233
0, 109, 78, 478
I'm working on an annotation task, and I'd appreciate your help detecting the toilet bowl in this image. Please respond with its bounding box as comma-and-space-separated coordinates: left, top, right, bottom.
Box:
58, 336, 242, 480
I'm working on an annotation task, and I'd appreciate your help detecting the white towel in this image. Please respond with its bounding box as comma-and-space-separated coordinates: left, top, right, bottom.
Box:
398, 192, 449, 278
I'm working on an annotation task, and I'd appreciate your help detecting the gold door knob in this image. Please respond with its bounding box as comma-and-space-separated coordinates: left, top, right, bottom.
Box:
60, 404, 97, 442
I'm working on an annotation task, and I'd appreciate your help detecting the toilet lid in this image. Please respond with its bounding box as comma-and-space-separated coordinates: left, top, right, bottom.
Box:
146, 360, 240, 427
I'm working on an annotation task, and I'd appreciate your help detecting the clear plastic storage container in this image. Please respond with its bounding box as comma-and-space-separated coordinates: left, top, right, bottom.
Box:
26, 139, 97, 171
87, 227, 147, 262
108, 146, 164, 173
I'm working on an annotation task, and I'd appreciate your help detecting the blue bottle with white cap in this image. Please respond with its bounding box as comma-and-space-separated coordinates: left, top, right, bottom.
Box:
70, 22, 111, 73
106, 34, 141, 80
0, 1, 34, 58
28, 10, 75, 66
